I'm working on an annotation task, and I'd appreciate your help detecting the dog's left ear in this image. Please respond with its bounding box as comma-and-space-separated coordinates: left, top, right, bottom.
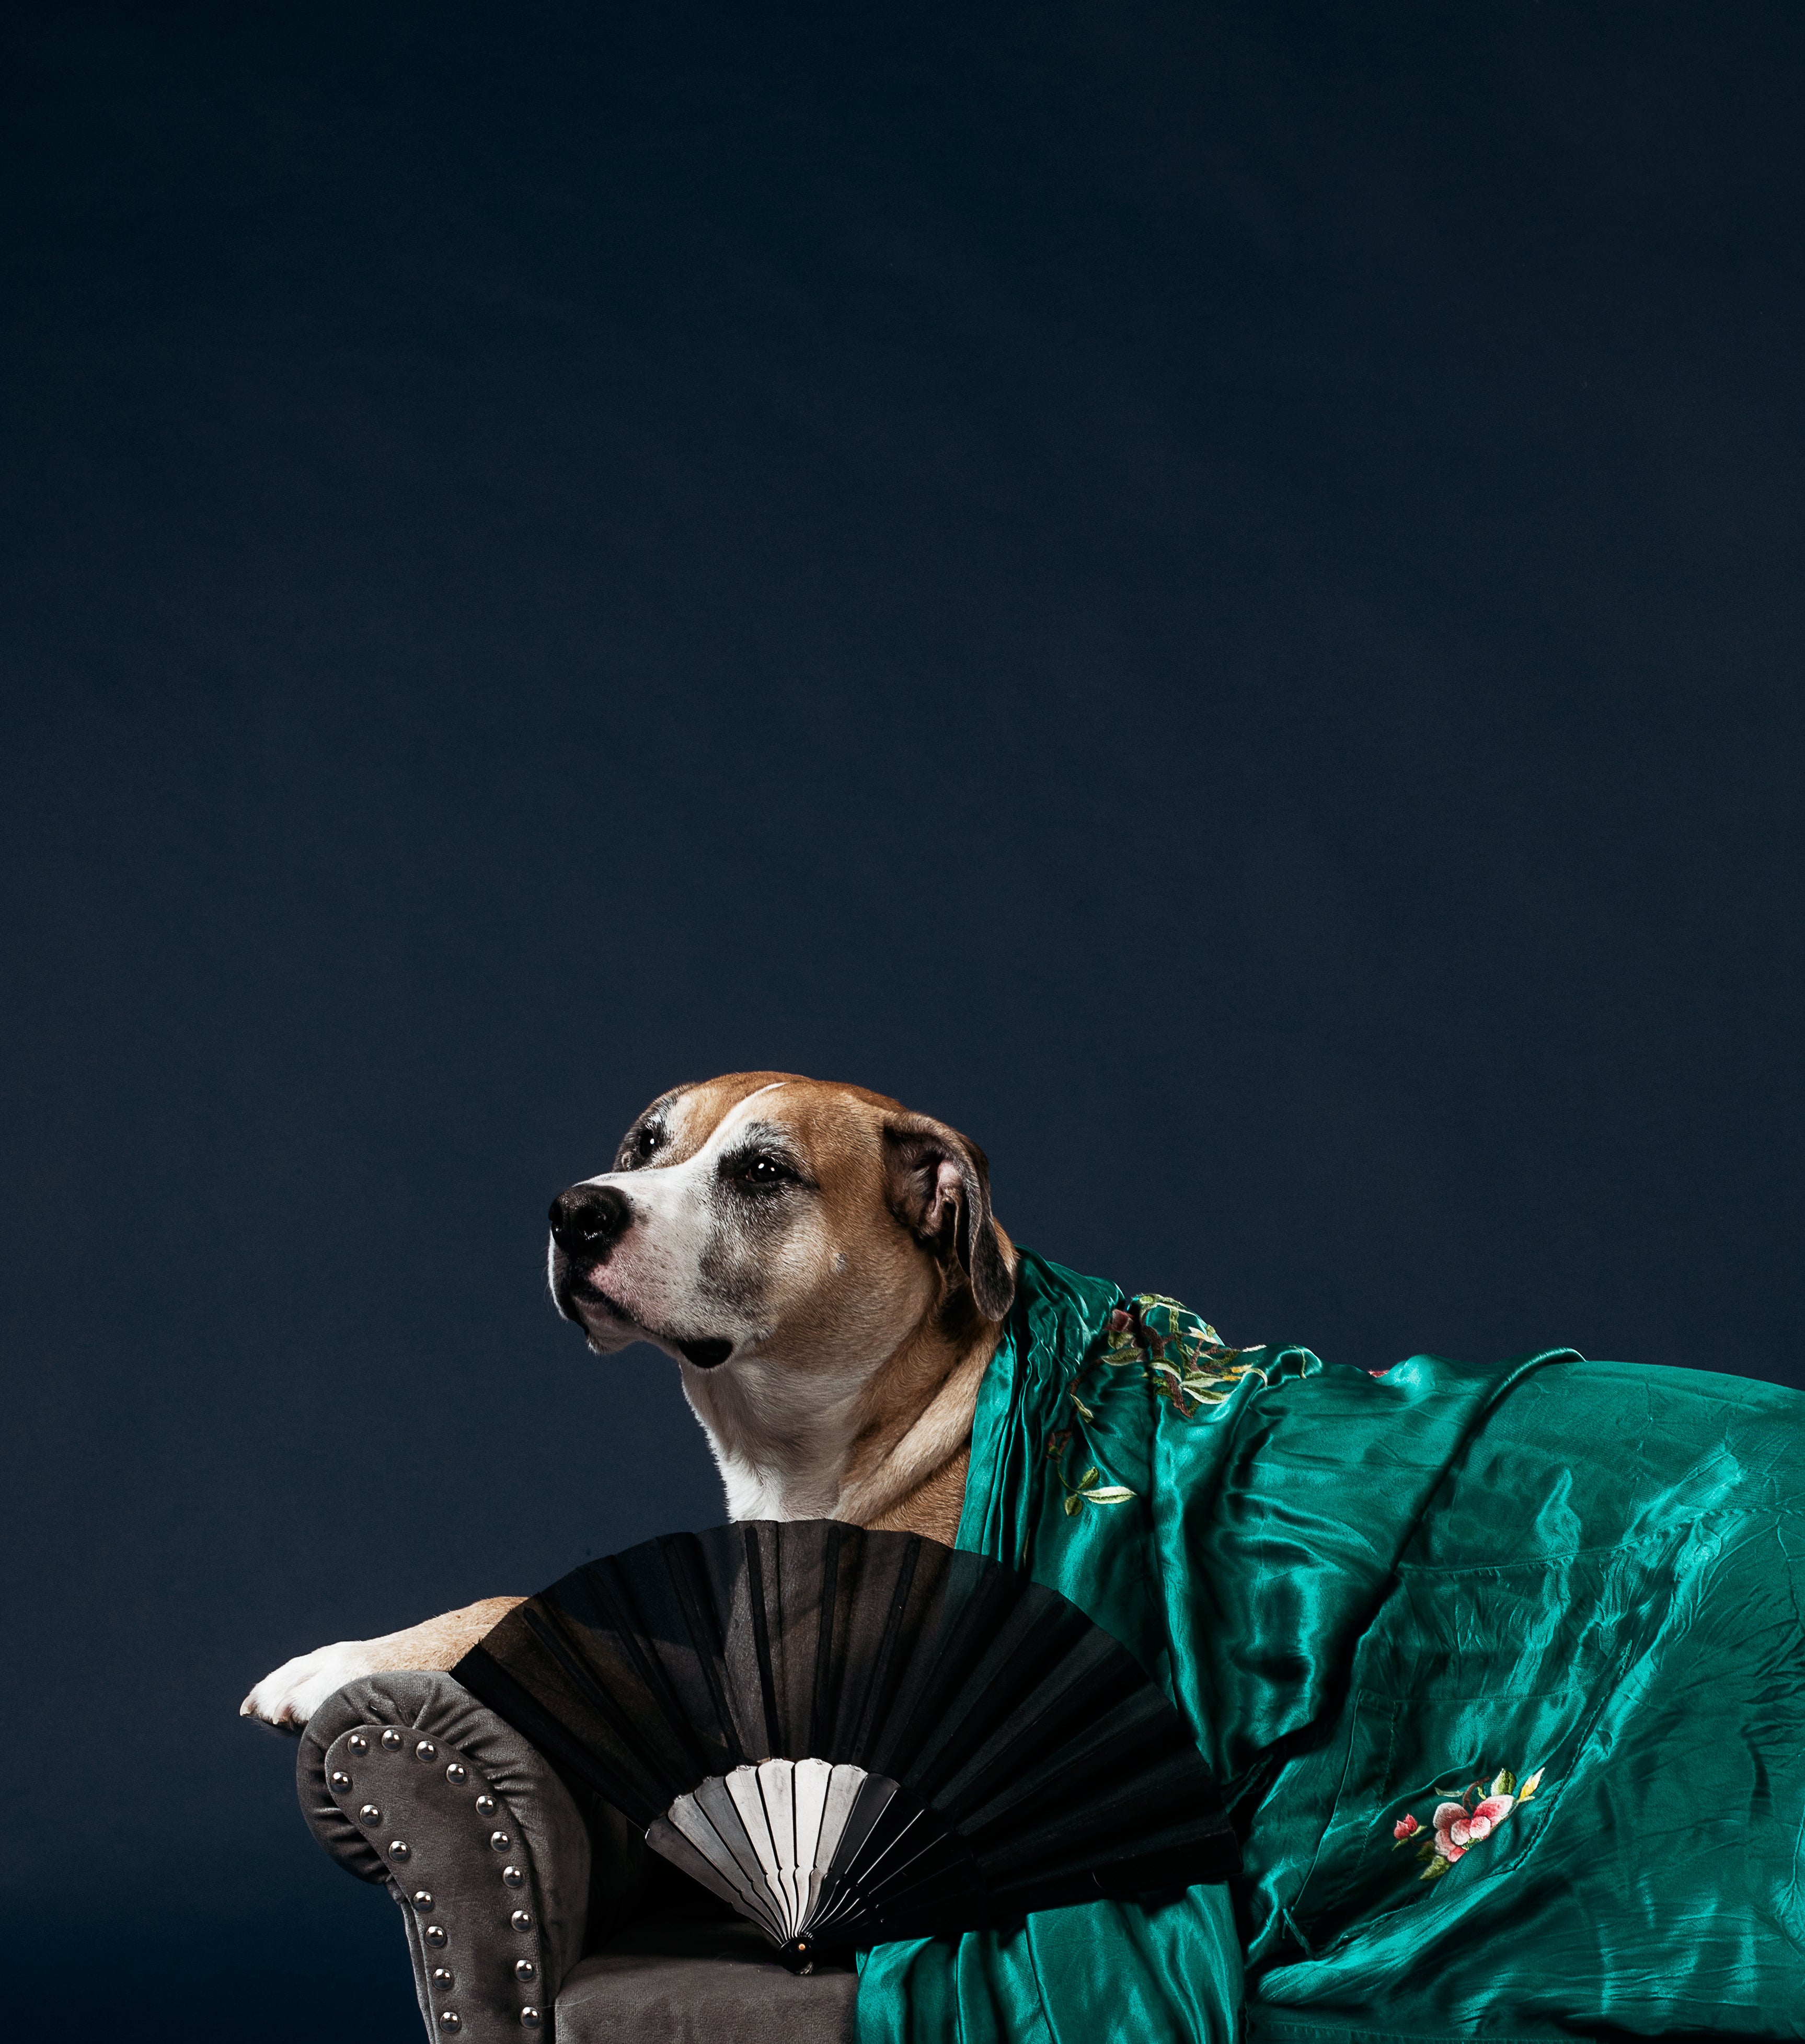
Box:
882, 1114, 1015, 1323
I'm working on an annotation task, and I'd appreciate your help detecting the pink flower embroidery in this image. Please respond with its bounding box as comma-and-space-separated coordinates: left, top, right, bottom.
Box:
1385, 1766, 1544, 1884
1432, 1800, 1469, 1862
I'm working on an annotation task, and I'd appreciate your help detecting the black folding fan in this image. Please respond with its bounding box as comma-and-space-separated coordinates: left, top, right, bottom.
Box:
453, 1521, 1236, 1970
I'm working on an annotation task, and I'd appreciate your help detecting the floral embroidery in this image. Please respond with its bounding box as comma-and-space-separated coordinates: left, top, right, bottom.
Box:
1387, 1766, 1546, 1883
1133, 1294, 1263, 1417
1048, 1295, 1262, 1516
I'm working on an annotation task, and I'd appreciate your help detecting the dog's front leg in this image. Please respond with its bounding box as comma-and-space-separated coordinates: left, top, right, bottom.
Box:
238, 1595, 525, 1733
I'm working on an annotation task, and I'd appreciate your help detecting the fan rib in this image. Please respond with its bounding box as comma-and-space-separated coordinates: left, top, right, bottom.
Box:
933, 1682, 1152, 1822
752, 1760, 801, 1934
950, 1691, 1203, 1840
554, 1554, 727, 1782
740, 1528, 787, 1761
842, 1535, 925, 1761
788, 1757, 833, 1934
515, 1605, 694, 1803
810, 1523, 843, 1754
659, 1539, 753, 1770
688, 1777, 788, 1938
648, 1813, 784, 1940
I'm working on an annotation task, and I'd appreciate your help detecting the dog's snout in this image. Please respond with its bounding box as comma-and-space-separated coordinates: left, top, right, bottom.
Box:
548, 1183, 633, 1260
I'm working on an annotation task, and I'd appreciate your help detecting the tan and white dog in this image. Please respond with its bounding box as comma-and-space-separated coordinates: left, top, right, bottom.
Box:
241, 1072, 1015, 1732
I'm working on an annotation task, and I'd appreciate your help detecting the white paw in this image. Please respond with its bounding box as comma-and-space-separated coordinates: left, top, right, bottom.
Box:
240, 1639, 380, 1734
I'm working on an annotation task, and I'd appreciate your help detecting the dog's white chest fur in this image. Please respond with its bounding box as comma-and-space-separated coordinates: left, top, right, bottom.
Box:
679, 1355, 867, 1521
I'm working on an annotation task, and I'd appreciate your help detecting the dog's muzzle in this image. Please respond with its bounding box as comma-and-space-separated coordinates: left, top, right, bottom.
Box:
546, 1182, 734, 1371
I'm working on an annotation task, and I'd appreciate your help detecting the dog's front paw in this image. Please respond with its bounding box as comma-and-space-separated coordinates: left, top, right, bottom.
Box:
239, 1640, 380, 1735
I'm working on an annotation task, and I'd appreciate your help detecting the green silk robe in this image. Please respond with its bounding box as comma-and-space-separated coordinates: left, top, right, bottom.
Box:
855, 1252, 1805, 2044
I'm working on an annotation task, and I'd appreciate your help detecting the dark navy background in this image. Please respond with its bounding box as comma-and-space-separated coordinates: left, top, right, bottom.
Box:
5, 4, 1802, 2036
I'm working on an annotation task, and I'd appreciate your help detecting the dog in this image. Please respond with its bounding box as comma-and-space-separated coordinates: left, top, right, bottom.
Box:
241, 1072, 1015, 1731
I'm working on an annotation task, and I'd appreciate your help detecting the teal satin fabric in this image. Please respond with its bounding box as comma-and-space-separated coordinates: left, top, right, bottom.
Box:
855, 1251, 1805, 2044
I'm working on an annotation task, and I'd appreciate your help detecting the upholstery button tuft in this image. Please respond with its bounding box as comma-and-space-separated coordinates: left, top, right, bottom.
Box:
501, 1865, 525, 1889
439, 2012, 462, 2032
382, 1729, 404, 1751
431, 1968, 453, 1989
510, 1910, 533, 1932
389, 1840, 411, 1863
329, 1770, 352, 1793
445, 1763, 468, 1787
424, 1924, 448, 1949
358, 1804, 382, 1827
348, 1734, 369, 1756
415, 1740, 438, 1762
514, 1960, 536, 1982
412, 1891, 433, 1912
489, 1830, 511, 1852
475, 1794, 497, 1818
520, 2009, 542, 2029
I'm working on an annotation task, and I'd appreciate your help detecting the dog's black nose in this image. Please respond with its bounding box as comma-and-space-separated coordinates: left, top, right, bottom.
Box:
548, 1184, 632, 1259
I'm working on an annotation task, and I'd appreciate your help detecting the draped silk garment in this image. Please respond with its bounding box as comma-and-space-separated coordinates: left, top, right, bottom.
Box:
854, 1252, 1805, 2044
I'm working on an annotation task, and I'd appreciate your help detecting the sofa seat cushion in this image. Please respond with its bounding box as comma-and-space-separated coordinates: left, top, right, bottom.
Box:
557, 1920, 858, 2044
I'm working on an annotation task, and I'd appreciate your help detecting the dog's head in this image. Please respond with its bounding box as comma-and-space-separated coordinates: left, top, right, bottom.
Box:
547, 1074, 1014, 1384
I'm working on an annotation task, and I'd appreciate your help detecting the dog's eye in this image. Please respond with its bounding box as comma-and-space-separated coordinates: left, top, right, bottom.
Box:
622, 1126, 663, 1169
735, 1155, 791, 1189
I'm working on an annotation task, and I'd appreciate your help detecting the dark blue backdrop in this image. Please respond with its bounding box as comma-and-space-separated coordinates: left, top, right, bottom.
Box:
4, 4, 1802, 2037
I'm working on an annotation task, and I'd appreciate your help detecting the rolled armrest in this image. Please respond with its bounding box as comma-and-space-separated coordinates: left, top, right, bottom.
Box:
298, 1672, 593, 2041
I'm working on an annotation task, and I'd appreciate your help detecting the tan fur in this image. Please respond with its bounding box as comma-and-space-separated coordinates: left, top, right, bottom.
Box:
382, 1595, 528, 1667
242, 1073, 1005, 1729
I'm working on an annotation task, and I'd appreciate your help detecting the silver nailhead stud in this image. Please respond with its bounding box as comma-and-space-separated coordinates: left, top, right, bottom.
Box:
489, 1830, 511, 1852
425, 1924, 447, 1948
501, 1865, 525, 1888
510, 1910, 532, 1932
348, 1734, 369, 1755
514, 1960, 536, 1983
382, 1729, 404, 1751
521, 2010, 542, 2029
445, 1763, 468, 1786
431, 1968, 454, 1989
412, 1891, 433, 1912
439, 2013, 462, 2032
389, 1840, 411, 1863
475, 1794, 497, 1818
329, 1770, 351, 1792
416, 1740, 438, 1762
358, 1804, 382, 1827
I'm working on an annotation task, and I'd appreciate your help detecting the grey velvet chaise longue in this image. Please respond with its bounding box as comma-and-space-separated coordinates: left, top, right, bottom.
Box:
300, 1671, 858, 2044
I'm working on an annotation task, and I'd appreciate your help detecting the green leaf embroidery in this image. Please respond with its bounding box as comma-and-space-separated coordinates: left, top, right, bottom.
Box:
1063, 1494, 1082, 1517
1085, 1485, 1135, 1505
1419, 1855, 1453, 1882
1491, 1768, 1516, 1798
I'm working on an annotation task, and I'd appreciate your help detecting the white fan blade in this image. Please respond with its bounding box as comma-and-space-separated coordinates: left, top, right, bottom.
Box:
666, 1781, 785, 1941
652, 1759, 880, 1948
755, 1759, 803, 1935
791, 1757, 834, 1930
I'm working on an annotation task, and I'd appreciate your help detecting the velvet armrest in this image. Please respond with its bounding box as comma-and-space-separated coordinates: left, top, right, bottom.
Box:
298, 1671, 610, 2042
